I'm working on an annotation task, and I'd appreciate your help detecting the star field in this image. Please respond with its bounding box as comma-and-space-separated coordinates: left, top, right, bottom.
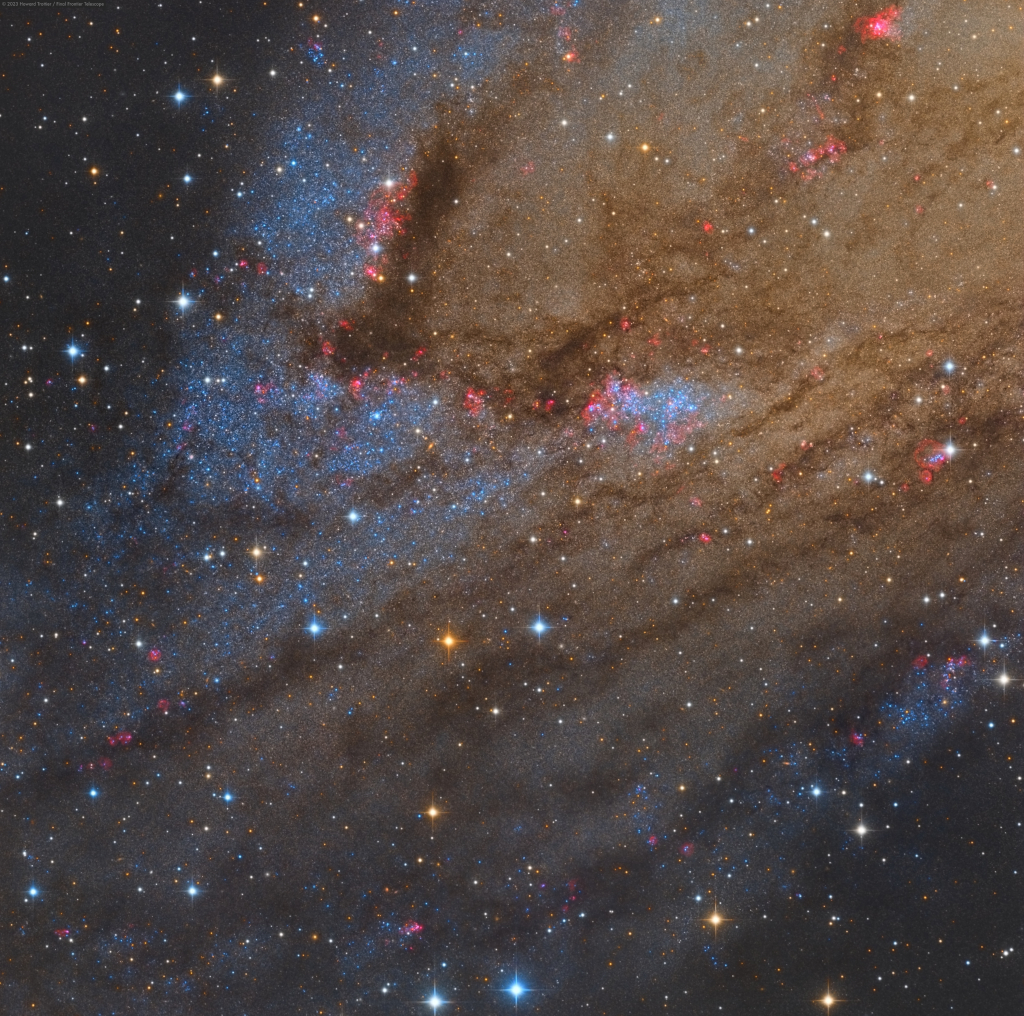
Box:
1, 1, 1021, 1013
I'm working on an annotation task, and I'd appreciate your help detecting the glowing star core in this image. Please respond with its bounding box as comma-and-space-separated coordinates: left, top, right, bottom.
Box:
532, 618, 547, 636
176, 294, 190, 311
428, 995, 443, 1010
509, 981, 523, 997
308, 622, 321, 635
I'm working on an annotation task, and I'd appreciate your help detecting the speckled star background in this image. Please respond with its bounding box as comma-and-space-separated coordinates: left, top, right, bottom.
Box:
1, 1, 1021, 1012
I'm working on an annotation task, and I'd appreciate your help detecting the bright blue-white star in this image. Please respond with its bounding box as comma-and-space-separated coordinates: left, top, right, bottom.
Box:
89, 788, 98, 798
28, 887, 38, 898
348, 510, 360, 523
183, 173, 192, 184
308, 621, 322, 636
428, 995, 444, 1010
176, 292, 191, 312
532, 617, 547, 637
508, 980, 524, 998
66, 344, 80, 360
173, 89, 187, 105
223, 792, 233, 802
187, 885, 198, 897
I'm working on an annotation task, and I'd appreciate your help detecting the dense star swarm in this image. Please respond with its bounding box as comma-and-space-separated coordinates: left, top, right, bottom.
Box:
1, 1, 1021, 1013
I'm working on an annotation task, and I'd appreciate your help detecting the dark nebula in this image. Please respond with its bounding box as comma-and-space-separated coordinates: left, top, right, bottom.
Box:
1, 1, 1021, 1012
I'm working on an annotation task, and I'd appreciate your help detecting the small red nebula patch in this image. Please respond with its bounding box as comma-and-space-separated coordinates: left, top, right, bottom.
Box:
54, 928, 71, 938
702, 221, 714, 233
986, 180, 997, 191
913, 439, 948, 475
913, 655, 929, 670
148, 648, 161, 662
647, 835, 659, 847
78, 757, 112, 772
321, 340, 335, 356
849, 731, 865, 747
399, 921, 423, 937
464, 388, 486, 416
809, 366, 826, 381
338, 319, 353, 331
157, 698, 171, 714
107, 731, 133, 747
789, 136, 847, 177
238, 259, 248, 268
799, 440, 814, 451
520, 161, 535, 175
256, 262, 268, 274
679, 842, 695, 856
919, 469, 932, 484
771, 463, 787, 483
853, 6, 900, 43
698, 532, 712, 544
915, 205, 925, 215
690, 496, 703, 507
620, 318, 631, 331
558, 25, 572, 41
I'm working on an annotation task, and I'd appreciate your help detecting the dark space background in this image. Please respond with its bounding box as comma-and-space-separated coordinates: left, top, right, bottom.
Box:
1, 1, 1021, 1012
